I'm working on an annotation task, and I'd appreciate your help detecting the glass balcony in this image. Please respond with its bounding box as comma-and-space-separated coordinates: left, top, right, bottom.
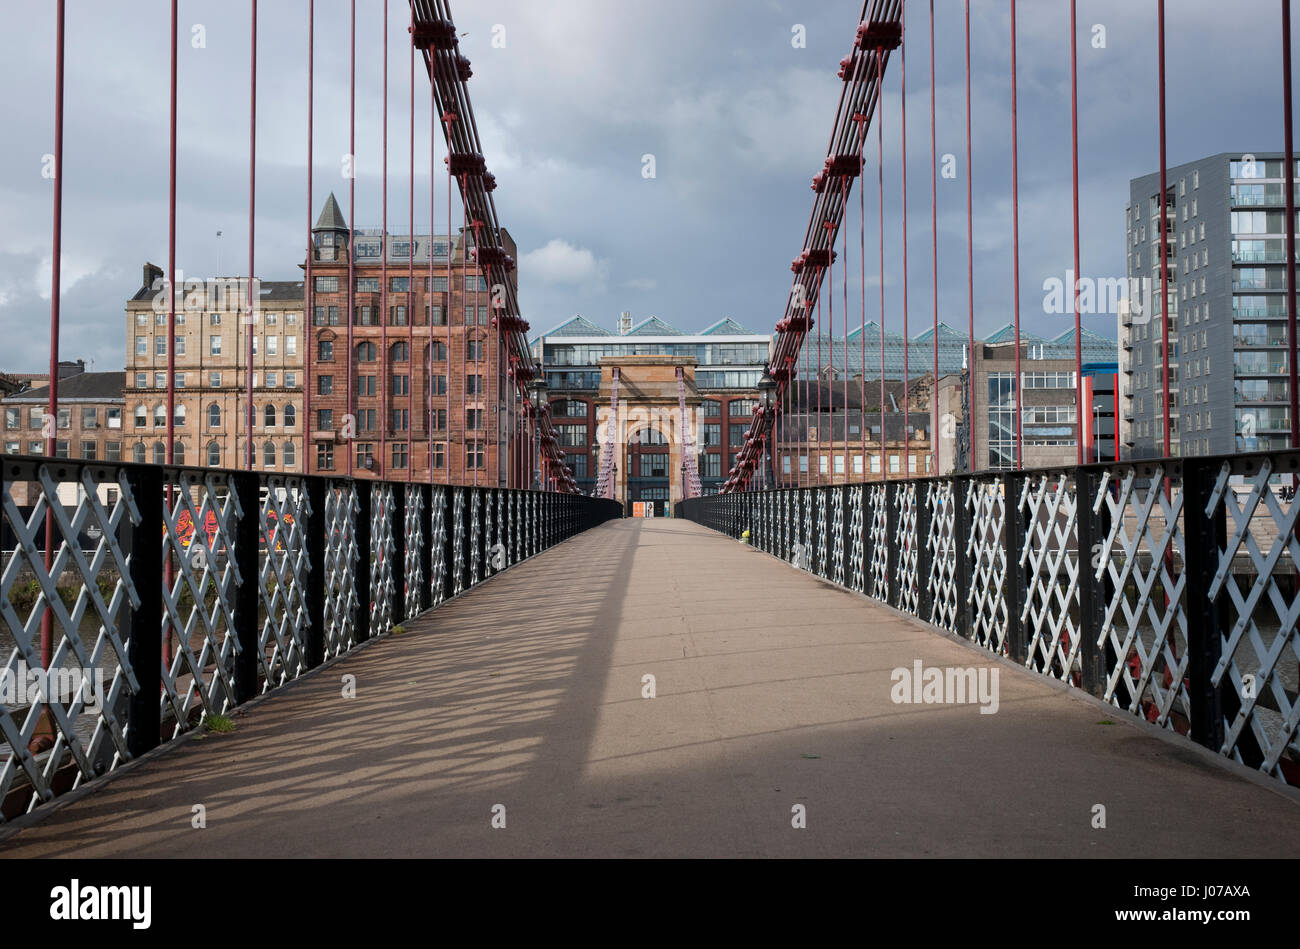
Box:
1234, 352, 1289, 375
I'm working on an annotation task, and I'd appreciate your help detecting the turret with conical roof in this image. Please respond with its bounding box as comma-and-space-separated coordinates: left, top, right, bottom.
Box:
312, 192, 349, 262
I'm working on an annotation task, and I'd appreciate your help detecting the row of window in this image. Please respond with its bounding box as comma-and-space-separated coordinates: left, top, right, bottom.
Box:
130, 403, 297, 429
546, 344, 769, 367
133, 311, 298, 326
136, 335, 299, 357
344, 306, 495, 327
780, 453, 929, 475
130, 371, 298, 389
1, 439, 298, 468
5, 406, 122, 430
314, 275, 486, 293
311, 407, 487, 433
315, 440, 485, 472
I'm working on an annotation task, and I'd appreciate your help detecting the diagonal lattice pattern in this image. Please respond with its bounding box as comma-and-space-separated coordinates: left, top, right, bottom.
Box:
849, 485, 865, 593
451, 488, 466, 596
831, 488, 846, 586
815, 489, 830, 579
0, 464, 140, 813
925, 480, 958, 631
0, 452, 621, 823
895, 482, 919, 616
1020, 473, 1081, 682
257, 477, 310, 691
1208, 458, 1300, 780
965, 477, 1008, 655
429, 486, 447, 607
323, 481, 359, 659
869, 484, 889, 600
159, 472, 241, 736
404, 484, 425, 617
1095, 464, 1190, 731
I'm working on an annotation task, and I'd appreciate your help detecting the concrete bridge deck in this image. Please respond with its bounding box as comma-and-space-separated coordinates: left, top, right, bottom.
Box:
3, 518, 1299, 858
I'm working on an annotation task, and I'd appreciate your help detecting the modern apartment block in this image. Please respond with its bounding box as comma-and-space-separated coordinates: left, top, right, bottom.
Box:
306, 193, 524, 485
1124, 152, 1299, 460
124, 263, 305, 471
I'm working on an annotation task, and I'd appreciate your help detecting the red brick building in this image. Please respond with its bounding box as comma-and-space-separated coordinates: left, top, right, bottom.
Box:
306, 193, 525, 485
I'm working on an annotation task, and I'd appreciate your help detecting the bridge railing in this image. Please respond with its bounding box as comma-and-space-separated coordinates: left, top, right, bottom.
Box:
0, 455, 621, 821
679, 448, 1300, 787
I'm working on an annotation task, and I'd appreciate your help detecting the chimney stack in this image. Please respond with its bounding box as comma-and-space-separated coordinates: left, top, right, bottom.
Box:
143, 261, 164, 292
618, 311, 632, 335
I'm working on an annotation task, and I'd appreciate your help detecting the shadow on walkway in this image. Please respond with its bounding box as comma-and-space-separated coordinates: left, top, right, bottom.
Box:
3, 519, 1299, 858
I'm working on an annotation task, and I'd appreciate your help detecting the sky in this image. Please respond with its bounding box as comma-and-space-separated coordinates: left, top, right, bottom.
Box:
0, 0, 1293, 374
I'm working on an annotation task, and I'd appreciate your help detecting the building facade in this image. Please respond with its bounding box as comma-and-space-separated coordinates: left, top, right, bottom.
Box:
124, 262, 305, 471
774, 377, 934, 484
534, 314, 772, 504
1125, 152, 1299, 460
1, 369, 125, 505
305, 193, 524, 485
931, 341, 1116, 474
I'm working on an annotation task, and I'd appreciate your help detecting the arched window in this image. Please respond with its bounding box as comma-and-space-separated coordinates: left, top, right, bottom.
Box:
283, 404, 296, 428
173, 441, 186, 465
263, 441, 276, 467
133, 442, 146, 463
264, 404, 276, 427
153, 405, 166, 428
207, 403, 221, 428
283, 441, 296, 468
390, 340, 409, 362
134, 404, 146, 427
206, 441, 221, 466
631, 427, 668, 446
152, 441, 166, 465
356, 341, 376, 362
429, 340, 447, 361
174, 404, 186, 427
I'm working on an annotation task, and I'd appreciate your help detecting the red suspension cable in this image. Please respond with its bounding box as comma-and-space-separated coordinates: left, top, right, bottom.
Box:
41, 0, 66, 672
900, 3, 910, 478
859, 114, 867, 478
380, 0, 389, 481
964, 0, 974, 472
305, 0, 314, 479
434, 44, 444, 483
245, 0, 257, 470
1011, 0, 1023, 468
1071, 0, 1084, 465
842, 175, 850, 484
347, 0, 356, 477
878, 43, 886, 485
407, 5, 415, 483
1157, 0, 1170, 458
166, 0, 177, 468
1286, 0, 1299, 465
445, 112, 454, 485
930, 0, 939, 475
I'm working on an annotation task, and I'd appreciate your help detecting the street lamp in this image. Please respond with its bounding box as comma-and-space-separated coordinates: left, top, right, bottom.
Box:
757, 365, 776, 490
530, 376, 548, 489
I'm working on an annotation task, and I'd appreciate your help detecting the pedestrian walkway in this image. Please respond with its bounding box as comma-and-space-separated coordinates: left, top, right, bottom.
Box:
3, 519, 1299, 858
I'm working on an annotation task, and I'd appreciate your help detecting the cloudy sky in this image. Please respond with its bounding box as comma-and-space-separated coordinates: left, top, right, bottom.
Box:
0, 0, 1292, 373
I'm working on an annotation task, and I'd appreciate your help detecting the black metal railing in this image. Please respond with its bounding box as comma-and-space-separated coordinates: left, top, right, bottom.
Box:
0, 455, 620, 820
680, 448, 1300, 787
